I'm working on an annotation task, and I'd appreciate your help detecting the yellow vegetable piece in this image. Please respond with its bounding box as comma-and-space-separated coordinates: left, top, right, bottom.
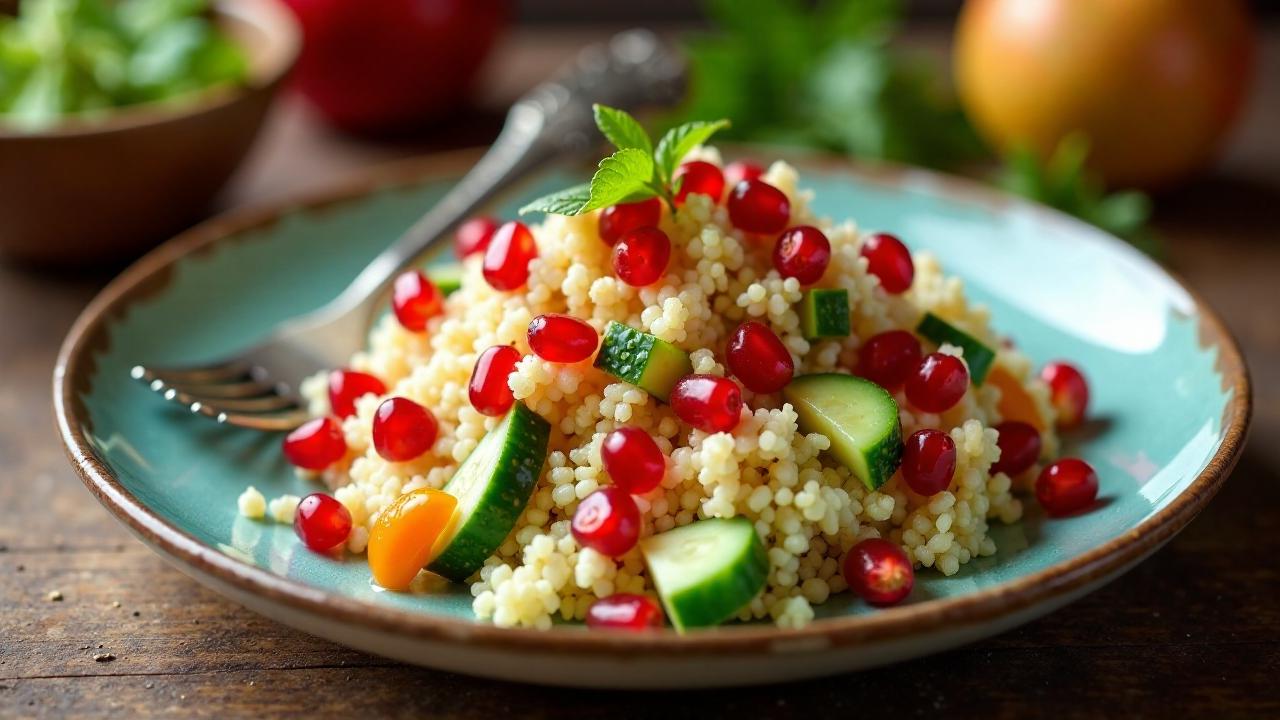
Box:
988, 365, 1046, 432
368, 488, 459, 592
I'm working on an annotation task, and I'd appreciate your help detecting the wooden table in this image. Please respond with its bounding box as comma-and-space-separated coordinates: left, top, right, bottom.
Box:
3, 27, 1278, 718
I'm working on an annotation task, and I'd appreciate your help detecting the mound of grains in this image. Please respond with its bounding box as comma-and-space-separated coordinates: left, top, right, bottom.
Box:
292, 149, 1058, 629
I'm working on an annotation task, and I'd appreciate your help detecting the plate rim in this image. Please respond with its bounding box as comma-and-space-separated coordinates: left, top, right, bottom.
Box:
53, 147, 1252, 657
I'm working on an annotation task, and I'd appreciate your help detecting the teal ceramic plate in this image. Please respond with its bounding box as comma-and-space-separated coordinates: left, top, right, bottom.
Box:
55, 149, 1250, 688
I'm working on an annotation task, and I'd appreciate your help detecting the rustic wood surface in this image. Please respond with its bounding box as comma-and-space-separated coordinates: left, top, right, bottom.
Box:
2, 26, 1278, 719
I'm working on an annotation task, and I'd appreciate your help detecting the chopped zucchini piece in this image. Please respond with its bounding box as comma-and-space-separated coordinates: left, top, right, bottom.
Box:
916, 312, 996, 384
799, 289, 851, 340
783, 373, 903, 491
594, 321, 693, 402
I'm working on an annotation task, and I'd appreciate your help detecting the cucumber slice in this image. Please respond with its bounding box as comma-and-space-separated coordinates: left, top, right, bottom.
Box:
640, 518, 768, 633
427, 403, 550, 582
427, 263, 465, 296
799, 289, 850, 340
594, 321, 693, 402
916, 312, 995, 384
783, 373, 903, 491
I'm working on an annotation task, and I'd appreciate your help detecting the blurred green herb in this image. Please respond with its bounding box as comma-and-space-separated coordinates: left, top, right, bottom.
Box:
0, 0, 247, 130
999, 135, 1161, 256
521, 104, 729, 216
676, 0, 982, 170
675, 0, 1159, 255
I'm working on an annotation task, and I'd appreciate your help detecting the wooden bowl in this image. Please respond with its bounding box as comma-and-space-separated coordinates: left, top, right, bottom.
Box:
0, 0, 300, 266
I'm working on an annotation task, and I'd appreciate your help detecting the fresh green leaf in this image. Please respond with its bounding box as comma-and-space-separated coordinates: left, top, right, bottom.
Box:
592, 104, 652, 155
583, 148, 657, 213
519, 183, 592, 216
654, 119, 730, 182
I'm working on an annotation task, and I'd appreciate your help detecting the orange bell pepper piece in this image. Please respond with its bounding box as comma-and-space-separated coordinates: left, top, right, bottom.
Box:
368, 488, 459, 591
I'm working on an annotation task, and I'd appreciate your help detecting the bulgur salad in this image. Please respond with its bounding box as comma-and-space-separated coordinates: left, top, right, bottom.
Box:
240, 107, 1100, 633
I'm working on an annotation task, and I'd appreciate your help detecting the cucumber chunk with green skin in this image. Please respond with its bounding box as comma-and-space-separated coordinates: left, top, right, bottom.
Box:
783, 374, 903, 491
428, 263, 465, 296
799, 289, 851, 340
916, 312, 996, 384
640, 518, 768, 633
427, 403, 550, 582
594, 321, 693, 402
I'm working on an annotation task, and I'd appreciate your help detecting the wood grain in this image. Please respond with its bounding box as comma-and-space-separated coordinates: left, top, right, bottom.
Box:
3, 25, 1279, 719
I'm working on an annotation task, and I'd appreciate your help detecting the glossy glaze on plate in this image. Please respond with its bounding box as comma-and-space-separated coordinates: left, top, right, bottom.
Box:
54, 150, 1249, 688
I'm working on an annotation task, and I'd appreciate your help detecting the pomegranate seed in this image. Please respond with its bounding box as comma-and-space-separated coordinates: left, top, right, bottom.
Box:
725, 321, 794, 393
855, 330, 923, 391
1036, 458, 1099, 516
901, 429, 957, 496
1041, 361, 1090, 428
724, 160, 764, 187
670, 375, 743, 433
601, 427, 665, 494
773, 226, 831, 285
282, 417, 347, 470
727, 179, 791, 234
391, 270, 443, 332
527, 314, 598, 363
327, 370, 386, 419
454, 216, 499, 258
843, 538, 914, 606
483, 221, 538, 291
860, 233, 914, 294
598, 198, 662, 246
293, 493, 352, 552
468, 345, 522, 417
613, 226, 671, 286
905, 353, 969, 413
672, 160, 725, 205
371, 397, 438, 462
991, 421, 1042, 476
586, 594, 664, 630
572, 487, 641, 557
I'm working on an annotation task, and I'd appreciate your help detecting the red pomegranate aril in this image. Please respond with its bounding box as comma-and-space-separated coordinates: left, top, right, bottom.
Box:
293, 493, 352, 552
773, 226, 831, 285
283, 417, 347, 470
586, 594, 664, 631
469, 345, 522, 416
673, 160, 725, 205
860, 233, 914, 294
1036, 458, 1100, 517
371, 397, 438, 462
455, 216, 499, 258
598, 198, 662, 246
902, 429, 957, 496
670, 375, 743, 433
725, 321, 794, 393
613, 226, 671, 287
906, 353, 969, 413
391, 270, 443, 332
483, 221, 538, 291
1041, 361, 1090, 429
328, 370, 386, 419
843, 538, 914, 606
724, 160, 764, 187
572, 487, 641, 557
527, 314, 598, 363
855, 330, 923, 391
991, 421, 1042, 477
601, 427, 666, 494
727, 179, 791, 234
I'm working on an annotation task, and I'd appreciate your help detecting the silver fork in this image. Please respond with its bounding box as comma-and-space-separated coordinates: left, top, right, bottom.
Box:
132, 30, 685, 431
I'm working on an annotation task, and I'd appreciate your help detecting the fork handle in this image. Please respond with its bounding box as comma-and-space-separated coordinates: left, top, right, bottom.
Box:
331, 29, 686, 320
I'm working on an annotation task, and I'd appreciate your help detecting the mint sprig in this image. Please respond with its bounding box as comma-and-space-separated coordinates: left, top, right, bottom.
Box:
521, 104, 729, 217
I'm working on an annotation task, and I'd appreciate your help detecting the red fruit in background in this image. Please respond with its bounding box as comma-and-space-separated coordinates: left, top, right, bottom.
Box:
455, 216, 499, 258
281, 0, 509, 134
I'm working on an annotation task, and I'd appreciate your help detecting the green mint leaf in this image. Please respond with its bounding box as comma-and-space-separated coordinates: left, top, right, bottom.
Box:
592, 104, 652, 155
654, 119, 731, 183
582, 148, 656, 213
519, 182, 592, 216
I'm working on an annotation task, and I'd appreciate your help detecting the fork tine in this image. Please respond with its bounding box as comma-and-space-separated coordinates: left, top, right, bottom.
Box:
154, 378, 283, 400
210, 410, 313, 432
132, 362, 254, 385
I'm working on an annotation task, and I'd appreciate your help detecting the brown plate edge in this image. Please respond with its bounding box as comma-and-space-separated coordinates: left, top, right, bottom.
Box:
52, 147, 1253, 658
